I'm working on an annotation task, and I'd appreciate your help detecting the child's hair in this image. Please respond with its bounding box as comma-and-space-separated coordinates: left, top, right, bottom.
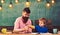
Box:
39, 18, 47, 24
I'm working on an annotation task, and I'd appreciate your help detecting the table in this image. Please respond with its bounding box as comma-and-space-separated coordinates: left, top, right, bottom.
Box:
0, 33, 60, 35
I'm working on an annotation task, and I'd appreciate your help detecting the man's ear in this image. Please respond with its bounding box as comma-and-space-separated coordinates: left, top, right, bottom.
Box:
22, 12, 23, 15
22, 11, 24, 13
22, 11, 25, 14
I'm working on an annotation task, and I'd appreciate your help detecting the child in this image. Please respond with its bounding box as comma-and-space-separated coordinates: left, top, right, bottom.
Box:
28, 18, 48, 33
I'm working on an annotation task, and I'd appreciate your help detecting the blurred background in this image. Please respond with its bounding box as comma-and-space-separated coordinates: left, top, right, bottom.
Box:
0, 0, 60, 32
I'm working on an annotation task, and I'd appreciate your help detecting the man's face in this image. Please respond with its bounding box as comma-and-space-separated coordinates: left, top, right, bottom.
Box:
22, 11, 30, 23
22, 11, 30, 17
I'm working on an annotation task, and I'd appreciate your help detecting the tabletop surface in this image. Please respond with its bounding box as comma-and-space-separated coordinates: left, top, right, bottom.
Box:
0, 33, 60, 35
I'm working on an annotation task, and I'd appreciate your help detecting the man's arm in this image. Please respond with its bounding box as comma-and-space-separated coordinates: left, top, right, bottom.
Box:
27, 20, 35, 33
13, 18, 26, 32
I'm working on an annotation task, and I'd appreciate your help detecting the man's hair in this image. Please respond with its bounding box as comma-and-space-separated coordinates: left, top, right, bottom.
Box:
23, 7, 31, 13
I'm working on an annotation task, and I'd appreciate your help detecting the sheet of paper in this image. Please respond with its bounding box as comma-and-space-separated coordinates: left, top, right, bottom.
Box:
40, 33, 53, 35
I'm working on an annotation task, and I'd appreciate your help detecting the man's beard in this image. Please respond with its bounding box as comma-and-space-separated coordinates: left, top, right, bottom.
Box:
22, 16, 29, 23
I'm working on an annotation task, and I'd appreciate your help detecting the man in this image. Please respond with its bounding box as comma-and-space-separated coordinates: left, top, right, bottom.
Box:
13, 7, 32, 33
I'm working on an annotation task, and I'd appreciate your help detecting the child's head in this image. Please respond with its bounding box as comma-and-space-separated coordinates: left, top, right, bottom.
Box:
39, 18, 47, 27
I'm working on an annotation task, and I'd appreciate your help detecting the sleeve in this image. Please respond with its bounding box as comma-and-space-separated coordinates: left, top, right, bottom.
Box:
14, 18, 20, 30
46, 27, 48, 32
35, 25, 39, 32
28, 19, 32, 33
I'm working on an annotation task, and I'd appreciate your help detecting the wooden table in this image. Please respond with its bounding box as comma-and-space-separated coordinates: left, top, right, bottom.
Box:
0, 33, 60, 35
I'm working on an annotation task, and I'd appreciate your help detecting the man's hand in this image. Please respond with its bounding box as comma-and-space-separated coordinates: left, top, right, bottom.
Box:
23, 26, 29, 31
